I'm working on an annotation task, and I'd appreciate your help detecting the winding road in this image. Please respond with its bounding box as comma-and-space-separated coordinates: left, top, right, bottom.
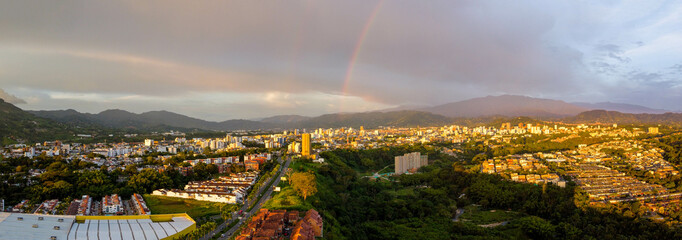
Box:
200, 155, 292, 240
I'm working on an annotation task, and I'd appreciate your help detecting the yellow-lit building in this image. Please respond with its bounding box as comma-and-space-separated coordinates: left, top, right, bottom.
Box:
648, 127, 659, 134
302, 133, 311, 157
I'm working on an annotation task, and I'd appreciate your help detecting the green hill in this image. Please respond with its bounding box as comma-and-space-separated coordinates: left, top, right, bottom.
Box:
564, 110, 682, 125
0, 99, 78, 144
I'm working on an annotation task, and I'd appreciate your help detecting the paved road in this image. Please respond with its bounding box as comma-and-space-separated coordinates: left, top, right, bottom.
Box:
452, 208, 465, 222
201, 156, 291, 240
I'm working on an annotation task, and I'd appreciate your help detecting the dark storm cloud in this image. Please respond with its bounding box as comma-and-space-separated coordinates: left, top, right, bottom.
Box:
0, 1, 588, 102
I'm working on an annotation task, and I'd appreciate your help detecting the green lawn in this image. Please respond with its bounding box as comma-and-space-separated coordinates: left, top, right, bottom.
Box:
262, 185, 312, 211
459, 205, 523, 225
143, 194, 230, 219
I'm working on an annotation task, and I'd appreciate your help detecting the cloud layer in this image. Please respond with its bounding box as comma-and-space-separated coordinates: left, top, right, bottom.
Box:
0, 88, 26, 104
0, 0, 681, 119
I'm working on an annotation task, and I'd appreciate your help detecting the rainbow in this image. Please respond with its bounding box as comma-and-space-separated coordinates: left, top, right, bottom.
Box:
341, 0, 385, 97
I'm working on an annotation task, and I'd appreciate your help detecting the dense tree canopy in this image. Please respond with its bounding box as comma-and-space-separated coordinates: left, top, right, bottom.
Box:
293, 146, 682, 239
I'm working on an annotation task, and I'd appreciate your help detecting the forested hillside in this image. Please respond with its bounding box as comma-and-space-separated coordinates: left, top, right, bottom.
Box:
276, 145, 682, 239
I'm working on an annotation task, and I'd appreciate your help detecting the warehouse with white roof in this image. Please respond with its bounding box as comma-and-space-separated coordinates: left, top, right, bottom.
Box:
0, 212, 195, 240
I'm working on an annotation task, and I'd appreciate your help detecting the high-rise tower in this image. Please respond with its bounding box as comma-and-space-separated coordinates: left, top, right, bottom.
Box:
302, 133, 311, 157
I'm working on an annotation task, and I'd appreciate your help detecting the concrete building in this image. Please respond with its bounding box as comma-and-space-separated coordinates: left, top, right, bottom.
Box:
132, 193, 150, 215
245, 159, 259, 171
394, 152, 428, 175
0, 212, 195, 240
76, 195, 92, 216
648, 127, 659, 134
102, 194, 123, 215
302, 133, 311, 157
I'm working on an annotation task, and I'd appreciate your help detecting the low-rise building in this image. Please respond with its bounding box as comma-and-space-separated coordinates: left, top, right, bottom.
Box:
102, 194, 123, 215
132, 193, 150, 215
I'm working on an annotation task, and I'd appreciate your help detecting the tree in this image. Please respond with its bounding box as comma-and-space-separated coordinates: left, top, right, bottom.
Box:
127, 169, 173, 193
125, 165, 138, 175
291, 172, 317, 201
206, 164, 219, 175
285, 168, 293, 185
516, 216, 556, 239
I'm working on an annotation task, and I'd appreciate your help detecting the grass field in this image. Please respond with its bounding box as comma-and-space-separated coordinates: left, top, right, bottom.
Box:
459, 205, 523, 225
262, 185, 313, 211
143, 194, 229, 219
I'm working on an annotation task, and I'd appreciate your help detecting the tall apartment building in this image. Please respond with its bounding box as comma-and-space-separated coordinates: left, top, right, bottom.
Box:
394, 152, 428, 175
302, 133, 311, 157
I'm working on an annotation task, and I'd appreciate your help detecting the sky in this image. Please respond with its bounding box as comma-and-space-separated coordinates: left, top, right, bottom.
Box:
1, 0, 681, 120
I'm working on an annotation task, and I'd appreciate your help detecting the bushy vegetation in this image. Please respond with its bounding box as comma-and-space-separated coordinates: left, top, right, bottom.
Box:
271, 145, 682, 239
176, 221, 217, 240
0, 154, 220, 205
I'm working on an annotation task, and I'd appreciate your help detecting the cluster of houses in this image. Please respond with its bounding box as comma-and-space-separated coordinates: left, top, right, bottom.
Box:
33, 199, 60, 215
575, 140, 679, 178
236, 209, 323, 240
10, 200, 30, 213
566, 164, 669, 203
481, 137, 682, 218
509, 173, 565, 186
10, 193, 150, 216
481, 155, 550, 174
624, 148, 679, 178
131, 193, 150, 215
152, 172, 259, 204
183, 153, 271, 166
481, 154, 567, 187
102, 194, 123, 214
180, 153, 272, 173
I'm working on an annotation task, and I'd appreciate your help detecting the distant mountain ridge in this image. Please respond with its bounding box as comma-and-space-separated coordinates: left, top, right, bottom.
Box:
0, 99, 85, 143
571, 102, 670, 114
17, 95, 682, 136
29, 109, 270, 131
564, 110, 682, 125
29, 108, 452, 131
421, 95, 588, 118
260, 115, 312, 124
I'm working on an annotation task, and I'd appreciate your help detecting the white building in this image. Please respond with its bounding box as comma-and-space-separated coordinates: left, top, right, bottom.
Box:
101, 194, 123, 214
394, 152, 428, 175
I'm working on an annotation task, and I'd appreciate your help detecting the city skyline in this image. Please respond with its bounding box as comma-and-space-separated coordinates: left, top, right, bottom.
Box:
1, 1, 681, 120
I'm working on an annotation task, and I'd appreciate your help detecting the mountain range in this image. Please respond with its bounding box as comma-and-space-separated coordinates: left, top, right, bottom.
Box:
23, 95, 682, 130
571, 102, 669, 114
27, 108, 452, 132
3, 94, 682, 143
420, 95, 589, 118
0, 99, 93, 144
381, 95, 675, 117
